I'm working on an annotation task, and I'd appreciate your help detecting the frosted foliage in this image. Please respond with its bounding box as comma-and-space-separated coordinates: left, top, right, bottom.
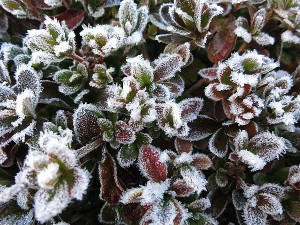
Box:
142, 201, 177, 225
0, 128, 89, 223
243, 204, 267, 225
0, 0, 29, 19
180, 166, 207, 194
44, 0, 63, 7
234, 26, 252, 43
26, 16, 75, 59
0, 60, 10, 83
34, 183, 71, 223
14, 89, 37, 121
237, 150, 266, 171
119, 0, 138, 35
140, 180, 170, 205
120, 187, 144, 204
281, 30, 300, 44
249, 132, 286, 161
36, 162, 60, 189
257, 193, 283, 215
194, 1, 223, 32
15, 64, 41, 94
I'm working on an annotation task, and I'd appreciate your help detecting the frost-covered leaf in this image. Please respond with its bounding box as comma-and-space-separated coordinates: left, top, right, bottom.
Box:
198, 68, 218, 80
73, 104, 101, 144
232, 189, 246, 210
15, 64, 41, 95
120, 187, 143, 204
34, 184, 70, 223
175, 138, 193, 154
180, 166, 207, 195
0, 60, 10, 83
138, 145, 167, 182
257, 193, 283, 215
117, 143, 138, 168
208, 18, 237, 63
248, 132, 286, 162
99, 152, 124, 204
188, 198, 211, 211
171, 179, 194, 196
140, 200, 177, 225
192, 153, 212, 170
179, 97, 203, 122
0, 0, 29, 18
185, 115, 220, 141
243, 203, 267, 225
98, 202, 119, 224
119, 0, 138, 35
208, 128, 228, 158
154, 54, 183, 82
54, 10, 85, 30
0, 201, 33, 225
115, 121, 136, 144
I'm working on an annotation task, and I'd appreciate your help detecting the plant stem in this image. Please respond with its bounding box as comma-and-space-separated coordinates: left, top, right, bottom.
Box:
66, 53, 85, 63
237, 42, 248, 54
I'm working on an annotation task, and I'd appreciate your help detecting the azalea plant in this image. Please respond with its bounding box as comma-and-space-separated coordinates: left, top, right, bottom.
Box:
0, 0, 299, 224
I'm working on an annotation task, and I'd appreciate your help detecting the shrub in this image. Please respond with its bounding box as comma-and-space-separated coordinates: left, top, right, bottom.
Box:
0, 0, 299, 224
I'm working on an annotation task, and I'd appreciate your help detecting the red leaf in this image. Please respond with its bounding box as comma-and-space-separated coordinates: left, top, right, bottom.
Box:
171, 180, 194, 196
99, 152, 124, 204
198, 68, 218, 80
175, 138, 193, 154
115, 121, 136, 144
208, 18, 237, 63
54, 10, 85, 30
138, 145, 167, 182
180, 97, 203, 122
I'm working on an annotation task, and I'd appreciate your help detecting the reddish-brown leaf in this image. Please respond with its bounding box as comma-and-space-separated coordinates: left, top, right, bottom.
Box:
138, 145, 167, 182
208, 18, 237, 63
99, 152, 124, 204
54, 10, 85, 30
175, 138, 193, 154
192, 153, 212, 170
198, 68, 218, 80
171, 180, 194, 196
115, 121, 136, 144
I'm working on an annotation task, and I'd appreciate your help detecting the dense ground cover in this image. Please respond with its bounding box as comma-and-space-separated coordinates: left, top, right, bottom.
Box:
0, 0, 299, 224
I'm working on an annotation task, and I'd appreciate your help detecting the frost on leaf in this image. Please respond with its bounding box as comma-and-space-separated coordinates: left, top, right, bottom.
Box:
73, 103, 101, 144
235, 9, 275, 46
138, 145, 167, 182
99, 151, 124, 204
180, 166, 207, 195
26, 16, 75, 60
15, 64, 41, 95
234, 131, 286, 171
54, 63, 88, 96
115, 120, 136, 144
153, 54, 184, 82
0, 128, 90, 223
0, 0, 29, 19
0, 60, 10, 83
179, 97, 203, 123
243, 203, 267, 225
208, 128, 228, 158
